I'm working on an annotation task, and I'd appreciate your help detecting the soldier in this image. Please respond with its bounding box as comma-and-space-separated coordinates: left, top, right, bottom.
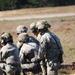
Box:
30, 22, 47, 75
16, 25, 39, 51
0, 33, 21, 75
18, 33, 41, 75
36, 20, 63, 75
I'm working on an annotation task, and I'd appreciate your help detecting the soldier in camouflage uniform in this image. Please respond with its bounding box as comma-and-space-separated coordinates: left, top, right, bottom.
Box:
16, 25, 39, 51
0, 33, 21, 75
36, 20, 63, 75
18, 33, 41, 75
30, 22, 47, 75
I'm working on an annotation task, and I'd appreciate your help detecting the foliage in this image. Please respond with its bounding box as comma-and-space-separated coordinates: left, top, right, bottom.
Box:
0, 0, 17, 10
0, 0, 75, 10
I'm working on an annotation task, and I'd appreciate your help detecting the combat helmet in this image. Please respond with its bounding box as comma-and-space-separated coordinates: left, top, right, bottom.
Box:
16, 25, 28, 35
30, 22, 38, 33
1, 32, 13, 45
36, 20, 51, 30
18, 33, 29, 43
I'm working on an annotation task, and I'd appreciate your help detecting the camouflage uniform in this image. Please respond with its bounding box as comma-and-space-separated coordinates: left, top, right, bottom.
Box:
0, 33, 21, 75
30, 22, 47, 75
36, 20, 63, 75
18, 33, 41, 75
16, 25, 39, 51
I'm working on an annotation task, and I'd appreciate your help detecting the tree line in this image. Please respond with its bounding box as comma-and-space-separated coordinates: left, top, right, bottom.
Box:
0, 0, 75, 11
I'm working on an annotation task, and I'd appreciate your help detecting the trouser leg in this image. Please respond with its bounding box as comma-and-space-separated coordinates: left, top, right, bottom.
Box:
47, 62, 58, 75
40, 60, 47, 75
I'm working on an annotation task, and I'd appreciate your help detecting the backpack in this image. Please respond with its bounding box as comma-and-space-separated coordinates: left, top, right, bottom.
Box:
50, 33, 63, 64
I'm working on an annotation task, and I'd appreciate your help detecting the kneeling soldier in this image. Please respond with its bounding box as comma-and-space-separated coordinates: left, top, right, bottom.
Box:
0, 33, 21, 75
19, 33, 41, 75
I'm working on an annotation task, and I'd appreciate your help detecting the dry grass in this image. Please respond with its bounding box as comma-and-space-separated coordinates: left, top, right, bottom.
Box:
0, 19, 75, 74
0, 5, 75, 17
0, 17, 75, 65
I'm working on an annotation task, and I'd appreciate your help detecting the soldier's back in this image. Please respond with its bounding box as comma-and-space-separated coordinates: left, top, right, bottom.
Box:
1, 43, 20, 64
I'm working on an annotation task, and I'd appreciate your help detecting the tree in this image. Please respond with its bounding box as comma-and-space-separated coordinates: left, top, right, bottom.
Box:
0, 0, 17, 10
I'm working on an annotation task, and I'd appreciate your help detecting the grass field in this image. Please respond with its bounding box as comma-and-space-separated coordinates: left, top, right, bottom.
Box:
0, 5, 75, 74
0, 16, 75, 74
0, 5, 75, 17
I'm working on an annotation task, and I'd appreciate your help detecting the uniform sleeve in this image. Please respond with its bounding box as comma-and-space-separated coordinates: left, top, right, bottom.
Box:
0, 48, 7, 61
17, 41, 23, 51
38, 36, 47, 59
19, 47, 25, 63
31, 44, 39, 62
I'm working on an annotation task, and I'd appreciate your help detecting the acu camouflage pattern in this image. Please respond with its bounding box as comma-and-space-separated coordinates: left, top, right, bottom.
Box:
1, 33, 13, 43
38, 30, 63, 75
17, 33, 39, 52
20, 42, 39, 64
18, 33, 29, 42
16, 25, 28, 34
0, 43, 21, 75
17, 41, 23, 51
30, 22, 36, 30
37, 33, 42, 41
36, 20, 51, 30
19, 42, 41, 74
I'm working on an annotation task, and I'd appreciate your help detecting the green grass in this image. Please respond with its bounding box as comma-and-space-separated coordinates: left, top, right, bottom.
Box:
0, 16, 75, 25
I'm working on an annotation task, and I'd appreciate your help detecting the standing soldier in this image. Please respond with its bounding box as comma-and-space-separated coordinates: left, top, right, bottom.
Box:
30, 22, 47, 75
36, 20, 63, 75
16, 25, 39, 51
0, 33, 21, 75
18, 33, 41, 75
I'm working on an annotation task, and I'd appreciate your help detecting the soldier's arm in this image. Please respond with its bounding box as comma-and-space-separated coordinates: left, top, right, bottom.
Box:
0, 51, 6, 63
19, 48, 26, 63
38, 37, 47, 60
17, 41, 23, 52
